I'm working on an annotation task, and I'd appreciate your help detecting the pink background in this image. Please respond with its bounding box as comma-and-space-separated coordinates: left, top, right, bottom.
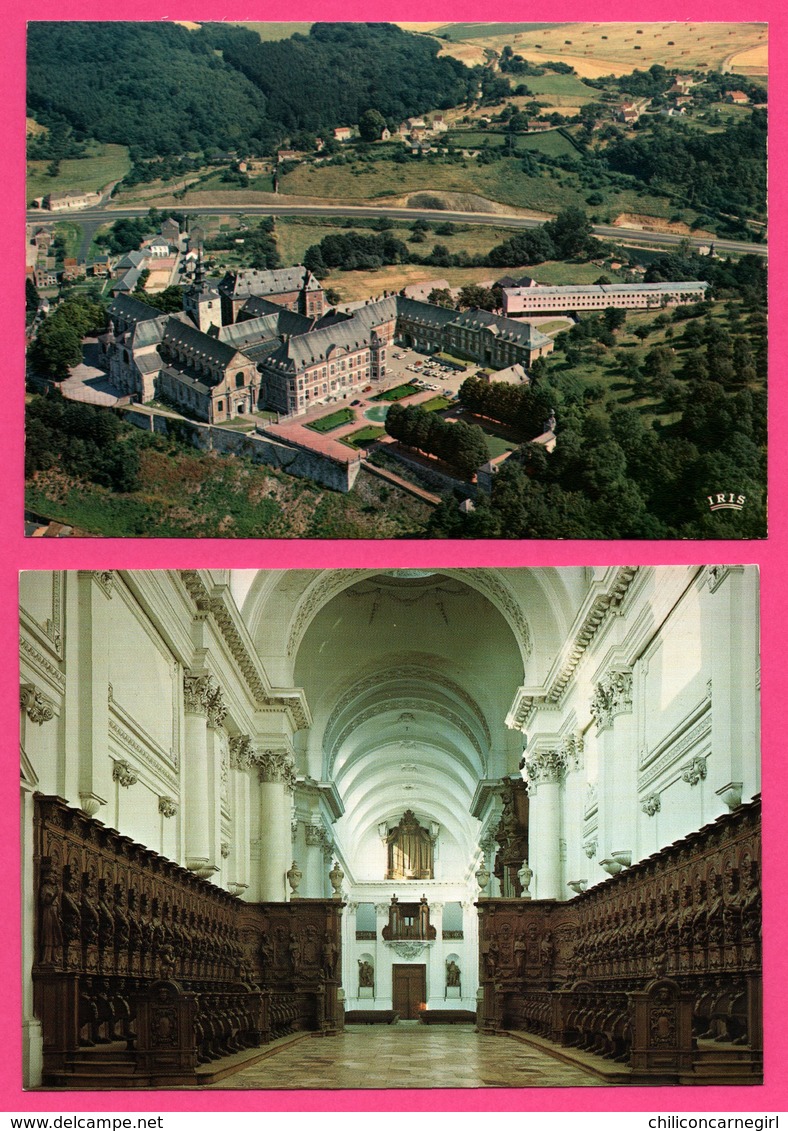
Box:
3, 0, 785, 1112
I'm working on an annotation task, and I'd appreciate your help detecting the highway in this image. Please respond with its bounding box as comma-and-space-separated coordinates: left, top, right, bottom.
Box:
26, 202, 767, 258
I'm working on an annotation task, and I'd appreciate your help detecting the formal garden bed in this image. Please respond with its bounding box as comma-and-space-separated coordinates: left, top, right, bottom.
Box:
305, 408, 356, 433
372, 384, 417, 402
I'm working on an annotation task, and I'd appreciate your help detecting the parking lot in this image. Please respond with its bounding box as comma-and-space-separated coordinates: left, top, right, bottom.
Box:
382, 346, 484, 398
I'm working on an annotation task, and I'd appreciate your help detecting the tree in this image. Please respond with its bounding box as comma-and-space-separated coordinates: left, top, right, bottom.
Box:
358, 109, 387, 142
427, 288, 454, 309
543, 207, 594, 259
457, 284, 496, 311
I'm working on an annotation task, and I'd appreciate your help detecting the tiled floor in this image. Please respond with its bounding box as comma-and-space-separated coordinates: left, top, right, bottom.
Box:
208, 1023, 603, 1090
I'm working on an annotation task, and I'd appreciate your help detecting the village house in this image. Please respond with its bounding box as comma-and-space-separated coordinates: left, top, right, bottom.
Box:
160, 218, 180, 243
333, 126, 353, 142
42, 189, 102, 212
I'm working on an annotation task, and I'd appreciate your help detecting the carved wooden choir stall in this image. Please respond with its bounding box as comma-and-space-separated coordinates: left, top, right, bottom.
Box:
33, 795, 343, 1087
477, 797, 761, 1084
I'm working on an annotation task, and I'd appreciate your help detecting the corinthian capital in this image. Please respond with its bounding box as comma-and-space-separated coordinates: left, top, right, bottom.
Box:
590, 669, 633, 731
205, 682, 227, 729
183, 671, 213, 716
524, 746, 568, 785
229, 734, 255, 770
254, 748, 297, 791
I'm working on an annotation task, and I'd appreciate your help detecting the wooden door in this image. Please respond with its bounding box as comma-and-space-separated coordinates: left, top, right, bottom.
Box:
392, 963, 426, 1020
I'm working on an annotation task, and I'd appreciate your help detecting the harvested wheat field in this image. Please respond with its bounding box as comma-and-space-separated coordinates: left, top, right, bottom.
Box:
434, 22, 767, 78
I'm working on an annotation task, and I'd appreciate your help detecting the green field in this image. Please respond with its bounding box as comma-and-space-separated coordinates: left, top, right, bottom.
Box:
232, 22, 313, 40
27, 143, 131, 202
306, 408, 355, 432
520, 74, 596, 103
449, 130, 579, 158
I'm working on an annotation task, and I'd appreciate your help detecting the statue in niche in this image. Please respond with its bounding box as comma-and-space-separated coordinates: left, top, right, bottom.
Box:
446, 959, 461, 988
358, 959, 374, 989
386, 810, 434, 880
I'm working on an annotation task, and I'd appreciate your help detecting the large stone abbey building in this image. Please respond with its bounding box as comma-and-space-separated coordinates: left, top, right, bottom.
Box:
102, 266, 554, 422
21, 567, 761, 1090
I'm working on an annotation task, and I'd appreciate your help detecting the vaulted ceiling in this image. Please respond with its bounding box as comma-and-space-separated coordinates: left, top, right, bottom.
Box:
236, 568, 589, 881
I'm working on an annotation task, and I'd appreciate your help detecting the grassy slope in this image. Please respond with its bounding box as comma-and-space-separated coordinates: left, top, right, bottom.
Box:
27, 144, 131, 201
25, 432, 432, 539
277, 155, 680, 223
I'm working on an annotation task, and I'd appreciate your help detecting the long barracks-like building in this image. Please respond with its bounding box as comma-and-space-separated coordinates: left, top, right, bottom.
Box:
502, 280, 710, 317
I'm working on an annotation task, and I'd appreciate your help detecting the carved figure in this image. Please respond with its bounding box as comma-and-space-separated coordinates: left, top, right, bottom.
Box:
446, 959, 461, 988
540, 930, 554, 967
61, 867, 82, 950
288, 932, 301, 975
514, 932, 527, 977
358, 959, 374, 989
322, 933, 337, 979
81, 869, 99, 945
38, 863, 63, 965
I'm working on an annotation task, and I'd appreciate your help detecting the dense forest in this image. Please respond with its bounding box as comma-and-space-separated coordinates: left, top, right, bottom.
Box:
27, 22, 471, 157
605, 112, 767, 221
26, 394, 140, 493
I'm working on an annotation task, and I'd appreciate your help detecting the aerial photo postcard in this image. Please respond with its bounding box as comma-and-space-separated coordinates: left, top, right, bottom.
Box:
24, 20, 767, 539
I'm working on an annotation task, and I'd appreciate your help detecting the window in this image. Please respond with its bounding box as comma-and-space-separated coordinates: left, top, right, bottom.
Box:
236, 372, 245, 388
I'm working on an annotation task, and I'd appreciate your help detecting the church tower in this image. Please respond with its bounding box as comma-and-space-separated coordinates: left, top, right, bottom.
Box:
183, 251, 222, 333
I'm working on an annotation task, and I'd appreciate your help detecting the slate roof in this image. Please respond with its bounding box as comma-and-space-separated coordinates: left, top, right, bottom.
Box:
107, 293, 165, 326
219, 266, 321, 299
162, 318, 241, 367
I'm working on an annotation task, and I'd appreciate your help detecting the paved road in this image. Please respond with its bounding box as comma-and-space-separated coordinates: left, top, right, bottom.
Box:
26, 202, 767, 258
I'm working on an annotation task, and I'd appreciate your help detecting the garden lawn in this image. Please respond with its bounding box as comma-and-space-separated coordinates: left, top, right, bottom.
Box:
306, 408, 356, 432
373, 384, 416, 402
340, 426, 386, 449
421, 396, 453, 412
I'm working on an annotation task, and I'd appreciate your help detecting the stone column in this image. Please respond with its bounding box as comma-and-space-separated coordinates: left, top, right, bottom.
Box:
524, 746, 568, 900
461, 898, 478, 1006
344, 902, 358, 1005
182, 671, 216, 878
591, 669, 635, 868
229, 735, 254, 896
427, 902, 444, 1007
254, 748, 296, 902
205, 683, 228, 884
73, 571, 115, 818
562, 735, 588, 891
375, 903, 392, 1005
705, 566, 759, 809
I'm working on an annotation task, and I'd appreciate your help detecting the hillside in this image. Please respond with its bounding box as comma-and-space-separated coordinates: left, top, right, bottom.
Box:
27, 22, 471, 158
